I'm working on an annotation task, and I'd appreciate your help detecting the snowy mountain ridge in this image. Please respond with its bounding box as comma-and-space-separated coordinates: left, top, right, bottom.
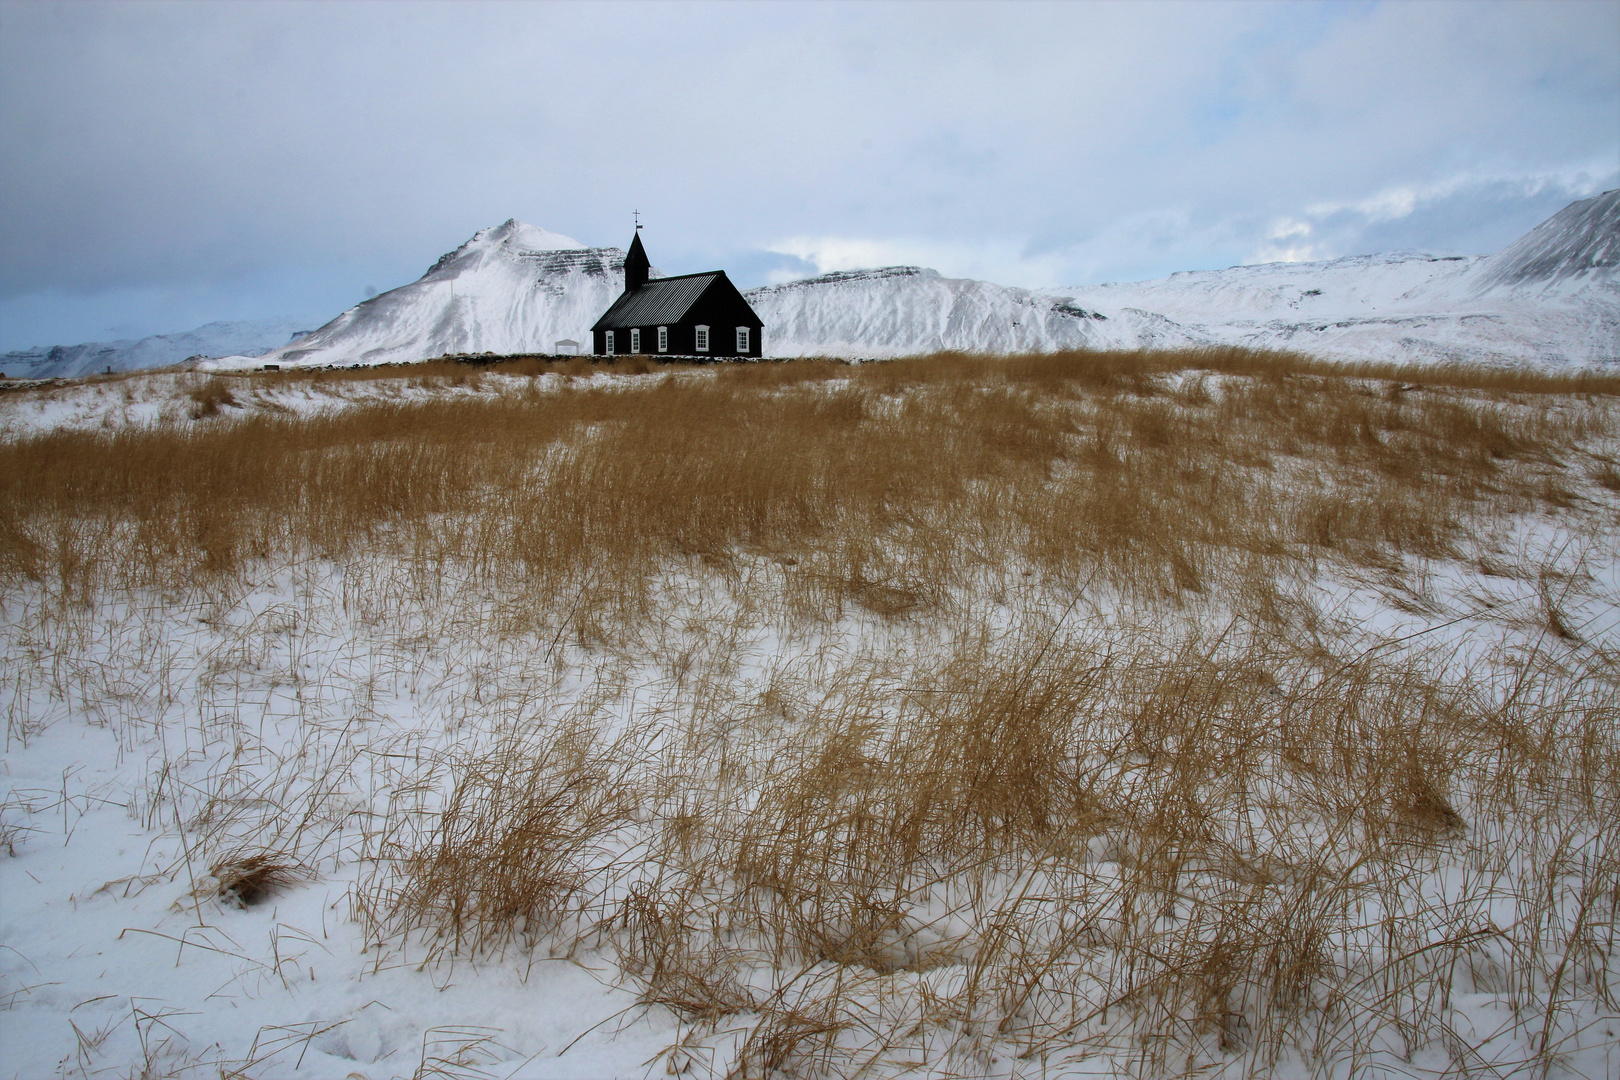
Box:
1, 317, 313, 380
1468, 187, 1619, 296
1047, 197, 1617, 368
224, 189, 1612, 370
747, 266, 1112, 357
17, 192, 1616, 378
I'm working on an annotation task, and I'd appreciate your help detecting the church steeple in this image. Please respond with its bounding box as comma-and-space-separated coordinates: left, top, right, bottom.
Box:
624, 231, 649, 292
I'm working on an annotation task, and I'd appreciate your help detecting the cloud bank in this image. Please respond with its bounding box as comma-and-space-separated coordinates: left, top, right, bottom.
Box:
1, 0, 1614, 349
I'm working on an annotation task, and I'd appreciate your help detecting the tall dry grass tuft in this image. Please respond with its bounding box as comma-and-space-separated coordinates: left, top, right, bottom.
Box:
363, 716, 650, 960
357, 614, 1613, 1075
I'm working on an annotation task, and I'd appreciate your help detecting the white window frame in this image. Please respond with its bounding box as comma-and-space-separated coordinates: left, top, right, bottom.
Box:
630, 328, 640, 353
736, 326, 750, 353
604, 330, 614, 355
694, 325, 709, 353
657, 326, 668, 353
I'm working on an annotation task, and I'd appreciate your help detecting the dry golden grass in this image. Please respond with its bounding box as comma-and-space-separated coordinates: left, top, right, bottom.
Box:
3, 346, 1617, 1077
2, 348, 1611, 614
340, 611, 1616, 1076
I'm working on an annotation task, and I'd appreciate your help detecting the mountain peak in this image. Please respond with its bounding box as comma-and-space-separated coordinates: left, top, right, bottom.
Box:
1473, 188, 1620, 292
476, 219, 587, 255
423, 220, 590, 279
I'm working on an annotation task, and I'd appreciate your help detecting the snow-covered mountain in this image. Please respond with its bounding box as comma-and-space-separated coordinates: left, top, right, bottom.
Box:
247, 220, 625, 368
1049, 189, 1619, 366
1, 317, 311, 379
199, 188, 1616, 371
747, 266, 1111, 356
1469, 186, 1619, 295
750, 189, 1616, 363
212, 227, 1155, 367
234, 240, 1117, 367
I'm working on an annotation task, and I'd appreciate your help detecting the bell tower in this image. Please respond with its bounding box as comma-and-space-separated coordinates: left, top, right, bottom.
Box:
625, 221, 649, 292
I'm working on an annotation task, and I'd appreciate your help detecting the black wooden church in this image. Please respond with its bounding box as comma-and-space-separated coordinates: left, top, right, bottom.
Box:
591, 231, 763, 358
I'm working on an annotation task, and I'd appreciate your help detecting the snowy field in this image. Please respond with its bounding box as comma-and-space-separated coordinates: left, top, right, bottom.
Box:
2, 352, 1618, 1079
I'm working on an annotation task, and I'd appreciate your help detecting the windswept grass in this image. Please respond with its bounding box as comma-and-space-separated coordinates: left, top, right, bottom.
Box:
2, 347, 1617, 1078
2, 348, 1612, 615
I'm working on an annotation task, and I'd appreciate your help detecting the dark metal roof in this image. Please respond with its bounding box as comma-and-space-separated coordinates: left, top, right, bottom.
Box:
592, 272, 720, 330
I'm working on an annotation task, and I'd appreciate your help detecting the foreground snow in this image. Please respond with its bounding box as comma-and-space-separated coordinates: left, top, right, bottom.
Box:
4, 534, 1616, 1079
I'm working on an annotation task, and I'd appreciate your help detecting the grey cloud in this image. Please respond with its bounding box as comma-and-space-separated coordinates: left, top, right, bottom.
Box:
0, 0, 1614, 349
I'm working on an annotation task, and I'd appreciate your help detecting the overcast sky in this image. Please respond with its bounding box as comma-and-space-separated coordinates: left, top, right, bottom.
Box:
2, 0, 1616, 351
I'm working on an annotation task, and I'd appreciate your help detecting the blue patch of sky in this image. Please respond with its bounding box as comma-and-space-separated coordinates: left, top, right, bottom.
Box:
0, 261, 388, 353
1187, 0, 1378, 147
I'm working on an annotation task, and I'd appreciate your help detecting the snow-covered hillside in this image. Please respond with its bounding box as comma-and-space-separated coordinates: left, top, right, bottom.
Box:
186, 188, 1616, 371
1050, 189, 1619, 367
241, 220, 625, 368
752, 194, 1617, 363
1052, 252, 1618, 367
1469, 184, 1619, 295
746, 266, 1112, 357
1, 317, 311, 380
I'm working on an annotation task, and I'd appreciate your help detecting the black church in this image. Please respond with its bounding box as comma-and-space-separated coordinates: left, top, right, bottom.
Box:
591, 232, 764, 359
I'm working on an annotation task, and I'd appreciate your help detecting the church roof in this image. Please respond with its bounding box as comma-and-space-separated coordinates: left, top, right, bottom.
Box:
592, 271, 723, 330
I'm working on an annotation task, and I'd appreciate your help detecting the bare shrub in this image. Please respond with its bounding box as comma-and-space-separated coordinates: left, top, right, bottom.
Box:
185, 376, 239, 419
210, 852, 305, 908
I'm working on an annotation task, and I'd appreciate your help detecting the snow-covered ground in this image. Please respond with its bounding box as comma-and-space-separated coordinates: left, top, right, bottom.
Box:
0, 365, 641, 439
3, 512, 1616, 1080
2, 364, 1618, 1079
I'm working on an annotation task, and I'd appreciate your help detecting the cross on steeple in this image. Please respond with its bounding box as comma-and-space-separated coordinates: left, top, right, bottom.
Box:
633, 209, 642, 231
